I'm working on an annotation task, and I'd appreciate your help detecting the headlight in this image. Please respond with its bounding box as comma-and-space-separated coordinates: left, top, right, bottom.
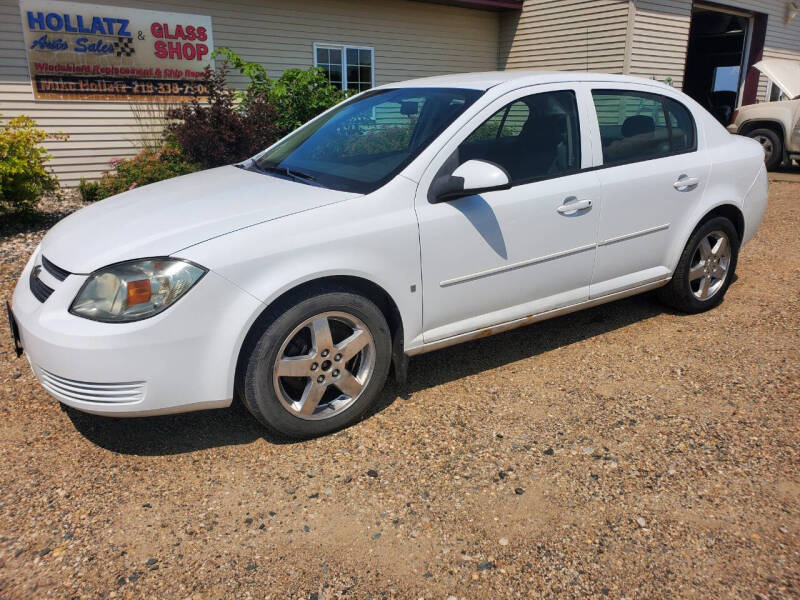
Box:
70, 258, 206, 323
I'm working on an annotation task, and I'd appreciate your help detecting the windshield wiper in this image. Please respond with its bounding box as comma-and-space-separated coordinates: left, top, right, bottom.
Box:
260, 165, 317, 182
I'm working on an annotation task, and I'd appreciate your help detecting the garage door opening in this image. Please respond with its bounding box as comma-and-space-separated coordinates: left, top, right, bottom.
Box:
683, 4, 755, 125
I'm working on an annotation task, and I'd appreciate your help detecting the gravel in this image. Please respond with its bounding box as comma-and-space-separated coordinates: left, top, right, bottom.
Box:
1, 183, 798, 598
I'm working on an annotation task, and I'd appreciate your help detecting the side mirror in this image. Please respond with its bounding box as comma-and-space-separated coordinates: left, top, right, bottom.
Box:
430, 159, 511, 202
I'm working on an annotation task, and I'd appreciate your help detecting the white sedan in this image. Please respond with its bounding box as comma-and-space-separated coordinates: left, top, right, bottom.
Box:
9, 71, 768, 438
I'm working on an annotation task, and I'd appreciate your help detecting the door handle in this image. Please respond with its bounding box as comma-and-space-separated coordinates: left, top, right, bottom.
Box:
557, 198, 592, 214
673, 175, 700, 191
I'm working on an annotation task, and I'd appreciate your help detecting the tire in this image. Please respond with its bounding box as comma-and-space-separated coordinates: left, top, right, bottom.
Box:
657, 216, 740, 314
240, 288, 392, 439
747, 128, 783, 171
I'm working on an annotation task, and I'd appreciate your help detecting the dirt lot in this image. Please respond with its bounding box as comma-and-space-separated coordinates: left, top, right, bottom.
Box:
1, 182, 798, 599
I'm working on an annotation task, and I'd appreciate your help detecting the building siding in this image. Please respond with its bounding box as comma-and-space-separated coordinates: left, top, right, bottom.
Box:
503, 0, 800, 103
500, 0, 631, 73
0, 0, 501, 185
3, 0, 799, 186
627, 0, 692, 89
625, 0, 800, 100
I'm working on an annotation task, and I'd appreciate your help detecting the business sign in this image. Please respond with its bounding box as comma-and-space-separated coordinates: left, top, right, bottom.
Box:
19, 0, 214, 101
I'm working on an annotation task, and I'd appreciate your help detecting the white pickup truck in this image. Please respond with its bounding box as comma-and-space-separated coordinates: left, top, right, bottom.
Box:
728, 58, 800, 170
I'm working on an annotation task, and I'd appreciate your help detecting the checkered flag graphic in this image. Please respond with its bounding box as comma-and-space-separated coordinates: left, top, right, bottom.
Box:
114, 37, 135, 57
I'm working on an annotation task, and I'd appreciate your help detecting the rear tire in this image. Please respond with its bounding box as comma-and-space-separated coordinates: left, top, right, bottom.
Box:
240, 289, 392, 439
747, 127, 783, 170
657, 217, 739, 314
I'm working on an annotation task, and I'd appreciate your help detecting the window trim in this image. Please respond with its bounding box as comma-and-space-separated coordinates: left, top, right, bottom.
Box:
590, 88, 698, 168
312, 42, 375, 92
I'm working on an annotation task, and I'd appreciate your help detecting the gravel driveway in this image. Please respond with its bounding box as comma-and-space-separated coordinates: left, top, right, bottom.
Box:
1, 183, 798, 599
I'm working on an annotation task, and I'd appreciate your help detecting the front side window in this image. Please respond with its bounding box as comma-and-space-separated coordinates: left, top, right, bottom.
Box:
591, 90, 697, 165
255, 87, 483, 194
315, 44, 373, 92
456, 90, 581, 184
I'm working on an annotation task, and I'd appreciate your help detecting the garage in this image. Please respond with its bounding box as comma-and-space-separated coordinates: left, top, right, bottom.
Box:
683, 3, 762, 124
501, 0, 800, 168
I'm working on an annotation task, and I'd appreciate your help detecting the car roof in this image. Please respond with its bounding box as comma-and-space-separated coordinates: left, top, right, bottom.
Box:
376, 70, 674, 92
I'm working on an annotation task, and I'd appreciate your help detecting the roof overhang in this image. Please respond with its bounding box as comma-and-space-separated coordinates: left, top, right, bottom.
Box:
754, 58, 800, 100
413, 0, 523, 11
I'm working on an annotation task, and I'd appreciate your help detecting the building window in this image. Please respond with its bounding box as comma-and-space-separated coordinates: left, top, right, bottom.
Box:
712, 66, 740, 93
768, 81, 788, 102
314, 44, 374, 92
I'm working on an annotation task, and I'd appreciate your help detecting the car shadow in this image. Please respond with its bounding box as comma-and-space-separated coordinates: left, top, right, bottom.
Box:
66, 291, 686, 456
64, 400, 275, 455
449, 194, 508, 258
368, 291, 676, 414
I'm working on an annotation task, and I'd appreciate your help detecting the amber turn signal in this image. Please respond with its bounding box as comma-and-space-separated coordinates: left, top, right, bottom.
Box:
126, 279, 151, 306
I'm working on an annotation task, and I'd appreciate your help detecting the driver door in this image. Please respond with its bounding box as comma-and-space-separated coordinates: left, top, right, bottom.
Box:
414, 84, 602, 343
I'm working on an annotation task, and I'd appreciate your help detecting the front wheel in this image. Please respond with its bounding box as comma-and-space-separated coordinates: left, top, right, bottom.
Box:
657, 217, 740, 314
748, 128, 783, 171
240, 290, 392, 439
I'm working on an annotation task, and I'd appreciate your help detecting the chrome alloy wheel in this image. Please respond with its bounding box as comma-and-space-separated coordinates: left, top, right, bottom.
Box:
689, 230, 731, 301
272, 311, 376, 420
753, 134, 774, 163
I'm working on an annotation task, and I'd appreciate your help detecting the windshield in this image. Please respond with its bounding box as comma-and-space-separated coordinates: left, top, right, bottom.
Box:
255, 87, 483, 194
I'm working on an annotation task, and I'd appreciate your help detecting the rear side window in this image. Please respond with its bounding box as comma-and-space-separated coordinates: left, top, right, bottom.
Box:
591, 90, 696, 165
458, 90, 581, 184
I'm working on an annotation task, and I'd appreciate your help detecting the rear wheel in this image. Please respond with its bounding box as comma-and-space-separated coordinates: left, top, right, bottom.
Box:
657, 217, 739, 314
747, 127, 783, 170
241, 290, 392, 439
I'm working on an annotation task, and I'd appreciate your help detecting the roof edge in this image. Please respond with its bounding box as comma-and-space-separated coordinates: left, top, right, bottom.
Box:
412, 0, 522, 11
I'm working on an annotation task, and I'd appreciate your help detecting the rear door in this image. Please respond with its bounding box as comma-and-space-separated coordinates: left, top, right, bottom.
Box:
586, 86, 711, 297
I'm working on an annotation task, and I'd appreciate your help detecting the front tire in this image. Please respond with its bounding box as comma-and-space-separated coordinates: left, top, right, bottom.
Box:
748, 127, 783, 170
657, 217, 739, 314
240, 289, 392, 439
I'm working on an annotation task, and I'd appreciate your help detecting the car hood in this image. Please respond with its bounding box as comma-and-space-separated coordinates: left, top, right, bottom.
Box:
754, 58, 800, 100
41, 165, 359, 273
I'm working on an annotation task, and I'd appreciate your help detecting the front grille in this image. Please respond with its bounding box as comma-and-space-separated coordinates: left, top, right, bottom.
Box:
42, 256, 70, 281
29, 266, 54, 303
37, 368, 145, 404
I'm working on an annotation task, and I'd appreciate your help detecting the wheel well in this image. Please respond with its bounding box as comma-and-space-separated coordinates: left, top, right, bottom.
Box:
234, 276, 405, 397
276, 276, 405, 341
698, 204, 745, 242
739, 120, 785, 140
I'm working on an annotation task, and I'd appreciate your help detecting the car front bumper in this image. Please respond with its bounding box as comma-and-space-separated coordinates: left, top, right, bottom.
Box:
10, 247, 264, 417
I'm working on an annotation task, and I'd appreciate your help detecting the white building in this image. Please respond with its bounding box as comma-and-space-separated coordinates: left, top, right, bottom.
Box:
1, 0, 798, 185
